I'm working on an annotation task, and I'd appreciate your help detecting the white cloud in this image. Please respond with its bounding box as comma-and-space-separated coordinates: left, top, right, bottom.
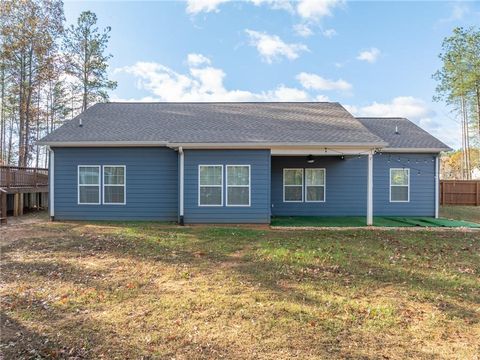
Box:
297, 0, 344, 21
245, 29, 309, 63
114, 56, 314, 102
297, 72, 352, 91
293, 23, 313, 37
250, 0, 294, 13
356, 47, 381, 63
344, 96, 459, 148
186, 0, 229, 14
322, 28, 337, 38
347, 96, 431, 119
450, 3, 468, 20
439, 2, 469, 23
187, 53, 211, 67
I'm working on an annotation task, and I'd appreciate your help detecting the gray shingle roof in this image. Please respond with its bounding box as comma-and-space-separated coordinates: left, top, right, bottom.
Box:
39, 102, 386, 146
356, 117, 451, 151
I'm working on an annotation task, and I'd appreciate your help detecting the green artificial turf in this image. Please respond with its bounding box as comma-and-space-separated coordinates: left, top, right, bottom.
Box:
271, 216, 480, 228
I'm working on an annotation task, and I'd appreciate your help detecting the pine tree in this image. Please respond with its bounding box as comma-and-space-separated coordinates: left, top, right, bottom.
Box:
63, 11, 117, 113
433, 27, 480, 179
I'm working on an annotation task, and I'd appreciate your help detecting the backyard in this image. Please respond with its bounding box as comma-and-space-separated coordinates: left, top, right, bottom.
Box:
1, 217, 479, 359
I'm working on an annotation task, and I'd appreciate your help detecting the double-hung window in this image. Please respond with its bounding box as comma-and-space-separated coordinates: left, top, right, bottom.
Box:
283, 169, 304, 202
199, 165, 223, 206
305, 168, 326, 202
103, 166, 126, 204
78, 166, 100, 204
390, 168, 409, 202
226, 165, 250, 206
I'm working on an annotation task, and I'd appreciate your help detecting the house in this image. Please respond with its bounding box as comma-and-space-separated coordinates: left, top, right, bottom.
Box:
38, 102, 451, 225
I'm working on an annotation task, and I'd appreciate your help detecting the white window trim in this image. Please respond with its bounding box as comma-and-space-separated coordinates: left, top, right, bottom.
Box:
389, 168, 410, 203
283, 168, 304, 203
102, 165, 126, 205
226, 165, 251, 207
198, 164, 223, 207
78, 165, 101, 205
305, 168, 326, 203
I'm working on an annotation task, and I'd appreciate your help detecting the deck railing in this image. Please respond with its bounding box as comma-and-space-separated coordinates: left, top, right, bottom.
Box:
0, 166, 49, 189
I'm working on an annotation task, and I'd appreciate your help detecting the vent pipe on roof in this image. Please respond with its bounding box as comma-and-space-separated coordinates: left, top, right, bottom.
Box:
79, 118, 83, 127
394, 125, 399, 135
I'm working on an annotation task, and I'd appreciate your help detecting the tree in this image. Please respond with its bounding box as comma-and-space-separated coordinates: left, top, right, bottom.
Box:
433, 27, 480, 179
63, 11, 117, 113
0, 0, 64, 166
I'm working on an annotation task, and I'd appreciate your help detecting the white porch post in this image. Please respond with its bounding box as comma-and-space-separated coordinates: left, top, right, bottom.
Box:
179, 147, 184, 224
49, 147, 55, 220
435, 155, 439, 218
367, 152, 373, 226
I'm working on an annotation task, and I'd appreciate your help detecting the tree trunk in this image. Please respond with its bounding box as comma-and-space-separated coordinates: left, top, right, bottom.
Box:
476, 85, 480, 137
0, 64, 5, 165
18, 52, 26, 167
7, 112, 14, 165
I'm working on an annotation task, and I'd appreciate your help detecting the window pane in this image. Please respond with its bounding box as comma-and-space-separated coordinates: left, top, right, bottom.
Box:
228, 187, 249, 205
284, 169, 303, 185
391, 186, 408, 201
200, 186, 222, 205
200, 166, 222, 186
104, 166, 125, 185
306, 169, 325, 186
79, 167, 99, 185
227, 166, 249, 186
307, 186, 325, 201
391, 169, 408, 185
284, 186, 302, 201
104, 186, 125, 204
79, 186, 99, 203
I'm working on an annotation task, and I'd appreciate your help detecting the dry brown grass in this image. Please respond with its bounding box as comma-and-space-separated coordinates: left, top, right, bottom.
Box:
1, 219, 479, 359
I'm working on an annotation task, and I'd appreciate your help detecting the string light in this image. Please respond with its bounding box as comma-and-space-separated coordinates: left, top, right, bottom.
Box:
309, 148, 436, 176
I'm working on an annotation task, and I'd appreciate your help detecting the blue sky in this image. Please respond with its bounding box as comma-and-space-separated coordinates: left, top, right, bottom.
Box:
64, 1, 480, 148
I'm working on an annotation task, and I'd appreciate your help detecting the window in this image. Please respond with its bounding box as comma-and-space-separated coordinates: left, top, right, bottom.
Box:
390, 168, 409, 202
78, 166, 100, 204
226, 165, 250, 206
103, 166, 126, 205
305, 168, 326, 202
283, 168, 303, 202
199, 165, 223, 206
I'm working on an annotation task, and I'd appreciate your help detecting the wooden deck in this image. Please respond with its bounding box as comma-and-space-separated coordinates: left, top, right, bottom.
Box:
0, 166, 49, 224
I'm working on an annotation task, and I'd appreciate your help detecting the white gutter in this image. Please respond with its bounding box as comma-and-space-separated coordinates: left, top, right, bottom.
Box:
169, 142, 387, 149
381, 148, 451, 153
179, 146, 184, 225
39, 141, 388, 149
37, 140, 169, 147
49, 147, 54, 220
435, 155, 439, 218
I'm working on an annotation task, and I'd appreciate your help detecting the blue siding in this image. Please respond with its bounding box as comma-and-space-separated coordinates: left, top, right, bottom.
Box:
271, 156, 368, 216
53, 147, 178, 220
184, 150, 271, 223
373, 153, 436, 216
271, 153, 436, 217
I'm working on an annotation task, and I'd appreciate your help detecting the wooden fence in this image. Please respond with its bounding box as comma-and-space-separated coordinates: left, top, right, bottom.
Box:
440, 180, 480, 206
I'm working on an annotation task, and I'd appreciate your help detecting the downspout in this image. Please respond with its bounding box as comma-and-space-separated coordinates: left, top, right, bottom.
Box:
179, 146, 184, 225
435, 155, 439, 219
49, 147, 54, 221
366, 151, 374, 226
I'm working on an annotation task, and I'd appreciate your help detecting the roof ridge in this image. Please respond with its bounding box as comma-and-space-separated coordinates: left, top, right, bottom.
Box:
356, 117, 408, 119
104, 101, 340, 105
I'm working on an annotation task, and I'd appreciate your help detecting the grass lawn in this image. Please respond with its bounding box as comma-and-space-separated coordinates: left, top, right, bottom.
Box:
271, 215, 480, 228
1, 220, 479, 359
440, 205, 480, 224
